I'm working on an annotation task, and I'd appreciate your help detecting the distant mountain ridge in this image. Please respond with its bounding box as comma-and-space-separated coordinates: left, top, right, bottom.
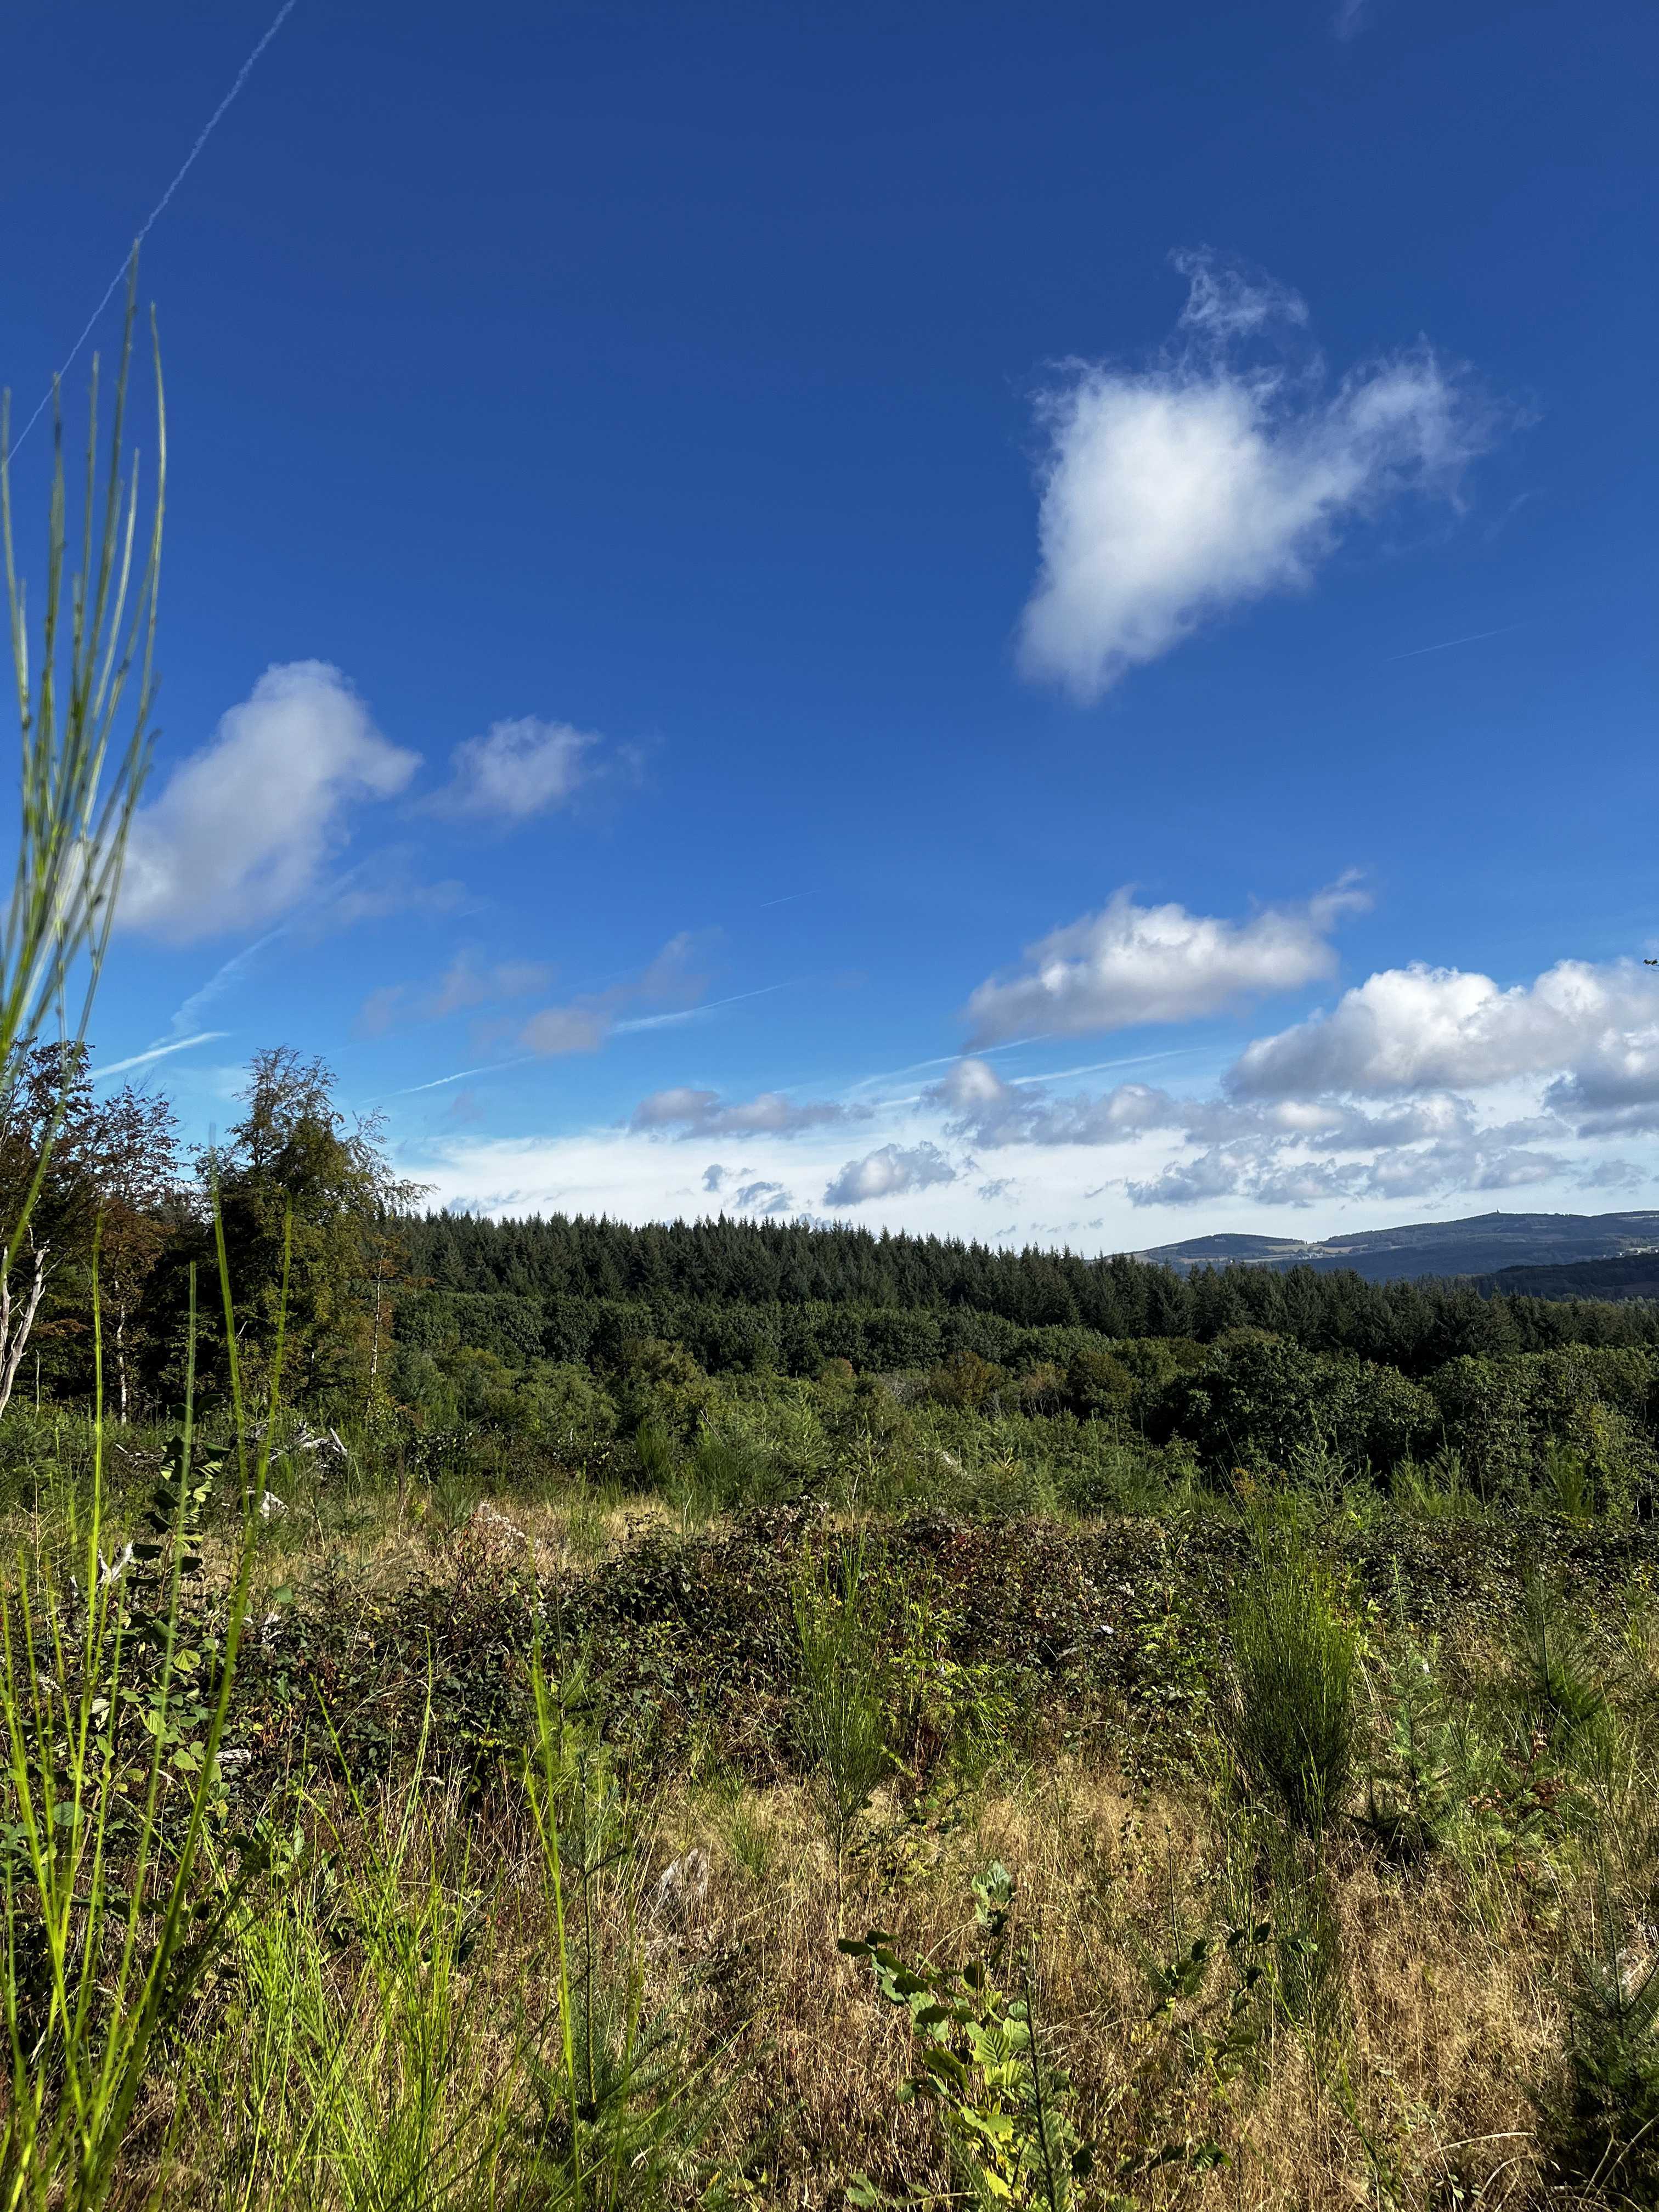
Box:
1131, 1209, 1659, 1285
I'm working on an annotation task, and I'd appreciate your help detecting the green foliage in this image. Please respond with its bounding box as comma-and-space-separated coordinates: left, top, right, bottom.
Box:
1392, 1446, 1480, 1519
1157, 1333, 1434, 1477
1358, 1571, 1455, 1862
842, 1864, 1093, 2211
1224, 1520, 1359, 1841
183, 1049, 426, 1415
614, 1337, 715, 1446
2, 257, 162, 1094
520, 1361, 619, 1469
1, 1390, 267, 2207
791, 1539, 896, 1885
522, 1648, 729, 2212
1512, 1576, 1610, 1754
1544, 1867, 1659, 2202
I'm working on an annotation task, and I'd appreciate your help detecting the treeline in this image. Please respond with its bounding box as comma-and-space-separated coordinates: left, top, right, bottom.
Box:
398, 1209, 1659, 1378
14, 1033, 1659, 1528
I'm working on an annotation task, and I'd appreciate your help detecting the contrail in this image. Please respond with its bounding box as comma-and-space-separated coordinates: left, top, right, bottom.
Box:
386, 1058, 536, 1099
1388, 622, 1523, 662
7, 0, 301, 458
96, 1030, 227, 1078
614, 982, 794, 1034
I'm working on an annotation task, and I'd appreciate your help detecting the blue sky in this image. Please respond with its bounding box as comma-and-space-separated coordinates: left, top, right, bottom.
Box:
4, 0, 1656, 1247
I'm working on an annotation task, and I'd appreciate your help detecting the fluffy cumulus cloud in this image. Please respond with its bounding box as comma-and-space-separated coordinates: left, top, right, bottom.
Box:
120, 662, 417, 942
824, 1142, 957, 1207
1018, 252, 1500, 701
631, 1087, 852, 1138
1230, 959, 1659, 1107
431, 716, 597, 821
966, 881, 1364, 1046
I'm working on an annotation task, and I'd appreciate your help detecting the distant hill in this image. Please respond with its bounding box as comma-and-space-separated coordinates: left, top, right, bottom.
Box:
1465, 1252, 1659, 1302
1132, 1209, 1659, 1285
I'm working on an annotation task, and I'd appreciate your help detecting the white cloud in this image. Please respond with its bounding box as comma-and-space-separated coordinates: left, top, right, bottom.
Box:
701, 1161, 799, 1211
119, 662, 417, 943
931, 1056, 1188, 1146
1231, 958, 1659, 1102
824, 1142, 957, 1206
1017, 252, 1499, 700
1123, 1128, 1569, 1210
966, 881, 1364, 1046
432, 716, 597, 821
631, 1086, 852, 1138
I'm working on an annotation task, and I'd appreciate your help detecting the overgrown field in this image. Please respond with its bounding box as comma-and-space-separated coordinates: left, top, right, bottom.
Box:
5, 1379, 1659, 2212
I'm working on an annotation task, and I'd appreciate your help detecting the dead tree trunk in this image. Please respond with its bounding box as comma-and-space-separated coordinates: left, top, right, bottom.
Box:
0, 1240, 53, 1420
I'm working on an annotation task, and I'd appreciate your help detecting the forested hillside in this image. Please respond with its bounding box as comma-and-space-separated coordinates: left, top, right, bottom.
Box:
397, 1206, 1659, 1379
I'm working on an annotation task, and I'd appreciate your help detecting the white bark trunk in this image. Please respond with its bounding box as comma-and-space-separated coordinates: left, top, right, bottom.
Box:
0, 1241, 53, 1420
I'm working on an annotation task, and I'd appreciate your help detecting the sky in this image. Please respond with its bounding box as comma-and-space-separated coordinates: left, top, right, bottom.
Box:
2, 0, 1656, 1251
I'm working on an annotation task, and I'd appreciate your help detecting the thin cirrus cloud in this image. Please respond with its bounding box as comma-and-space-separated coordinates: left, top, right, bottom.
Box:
518, 931, 715, 1057
119, 661, 418, 944
823, 1141, 957, 1206
631, 1086, 854, 1138
356, 952, 554, 1039
1017, 250, 1504, 701
965, 879, 1367, 1047
428, 716, 600, 822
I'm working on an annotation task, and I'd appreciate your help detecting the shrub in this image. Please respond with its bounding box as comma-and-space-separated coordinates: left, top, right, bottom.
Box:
1063, 1344, 1136, 1420
613, 1338, 715, 1443
1545, 1871, 1659, 2200
517, 1359, 618, 1470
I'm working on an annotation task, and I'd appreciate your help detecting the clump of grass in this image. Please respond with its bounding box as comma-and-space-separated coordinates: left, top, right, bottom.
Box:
1223, 1516, 1359, 1843
1, 1264, 272, 2211
791, 1536, 895, 1911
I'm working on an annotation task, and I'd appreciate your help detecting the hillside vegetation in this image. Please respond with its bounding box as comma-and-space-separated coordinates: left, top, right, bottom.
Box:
7, 1053, 1659, 2211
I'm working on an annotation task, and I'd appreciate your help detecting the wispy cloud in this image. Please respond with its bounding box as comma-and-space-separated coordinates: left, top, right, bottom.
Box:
631, 1085, 855, 1138
383, 1057, 537, 1099
616, 982, 794, 1035
1018, 251, 1504, 700
357, 952, 555, 1039
427, 716, 603, 823
518, 932, 719, 1057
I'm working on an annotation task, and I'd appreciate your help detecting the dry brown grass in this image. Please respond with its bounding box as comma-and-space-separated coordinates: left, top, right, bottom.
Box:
630, 1757, 1568, 2208
13, 1481, 1647, 2211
